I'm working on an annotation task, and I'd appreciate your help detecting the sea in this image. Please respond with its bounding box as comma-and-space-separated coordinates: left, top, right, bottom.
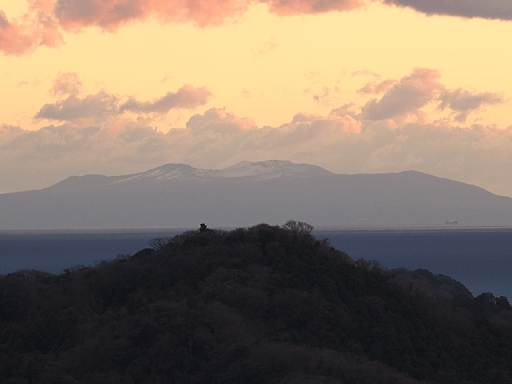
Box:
1, 227, 512, 299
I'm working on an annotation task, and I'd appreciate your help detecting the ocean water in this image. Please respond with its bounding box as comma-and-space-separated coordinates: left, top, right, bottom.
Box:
316, 228, 512, 299
0, 229, 182, 275
1, 227, 512, 299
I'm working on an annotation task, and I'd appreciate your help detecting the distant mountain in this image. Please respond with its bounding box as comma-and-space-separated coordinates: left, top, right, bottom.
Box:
47, 160, 333, 190
2, 160, 512, 229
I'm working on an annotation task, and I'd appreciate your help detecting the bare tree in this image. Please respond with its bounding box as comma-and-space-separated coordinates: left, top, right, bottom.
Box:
283, 220, 314, 237
149, 237, 172, 251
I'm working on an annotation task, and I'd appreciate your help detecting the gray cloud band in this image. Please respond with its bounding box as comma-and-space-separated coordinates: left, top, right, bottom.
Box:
384, 0, 512, 20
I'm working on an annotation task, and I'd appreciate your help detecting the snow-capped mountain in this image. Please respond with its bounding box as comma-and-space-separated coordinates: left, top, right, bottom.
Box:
109, 163, 214, 185
215, 160, 333, 179
49, 160, 333, 191
2, 161, 512, 229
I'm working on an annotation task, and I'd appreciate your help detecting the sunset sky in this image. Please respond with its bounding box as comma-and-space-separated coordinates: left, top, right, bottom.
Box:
2, 0, 512, 197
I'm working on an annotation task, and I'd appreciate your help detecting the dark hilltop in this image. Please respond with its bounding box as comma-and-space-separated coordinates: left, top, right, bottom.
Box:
1, 222, 512, 383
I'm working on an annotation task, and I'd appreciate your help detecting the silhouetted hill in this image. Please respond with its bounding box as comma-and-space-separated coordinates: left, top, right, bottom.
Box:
1, 223, 512, 383
2, 160, 512, 229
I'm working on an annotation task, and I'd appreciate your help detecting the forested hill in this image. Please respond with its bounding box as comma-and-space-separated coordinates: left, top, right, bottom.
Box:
2, 222, 512, 383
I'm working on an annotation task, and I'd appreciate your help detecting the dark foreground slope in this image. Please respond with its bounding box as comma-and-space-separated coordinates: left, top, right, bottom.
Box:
1, 224, 512, 383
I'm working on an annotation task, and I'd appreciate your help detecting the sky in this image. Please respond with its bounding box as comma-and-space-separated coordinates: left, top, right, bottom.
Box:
1, 0, 512, 197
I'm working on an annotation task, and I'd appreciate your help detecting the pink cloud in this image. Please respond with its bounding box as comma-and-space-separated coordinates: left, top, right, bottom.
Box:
53, 0, 249, 31
358, 79, 397, 95
362, 68, 443, 120
358, 68, 506, 123
0, 11, 40, 55
1, 0, 245, 55
51, 72, 83, 96
0, 6, 62, 56
53, 0, 364, 31
37, 13, 63, 47
1, 0, 368, 55
28, 0, 55, 14
186, 108, 257, 135
4, 0, 512, 56
439, 89, 504, 121
263, 0, 363, 16
35, 91, 118, 122
120, 85, 212, 114
35, 78, 211, 123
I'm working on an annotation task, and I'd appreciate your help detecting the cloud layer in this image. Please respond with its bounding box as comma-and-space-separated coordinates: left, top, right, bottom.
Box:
3, 107, 512, 197
0, 68, 512, 196
1, 68, 511, 197
3, 0, 512, 55
0, 0, 365, 55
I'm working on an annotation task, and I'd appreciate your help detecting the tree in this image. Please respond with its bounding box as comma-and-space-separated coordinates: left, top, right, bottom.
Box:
283, 220, 314, 237
149, 237, 172, 250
